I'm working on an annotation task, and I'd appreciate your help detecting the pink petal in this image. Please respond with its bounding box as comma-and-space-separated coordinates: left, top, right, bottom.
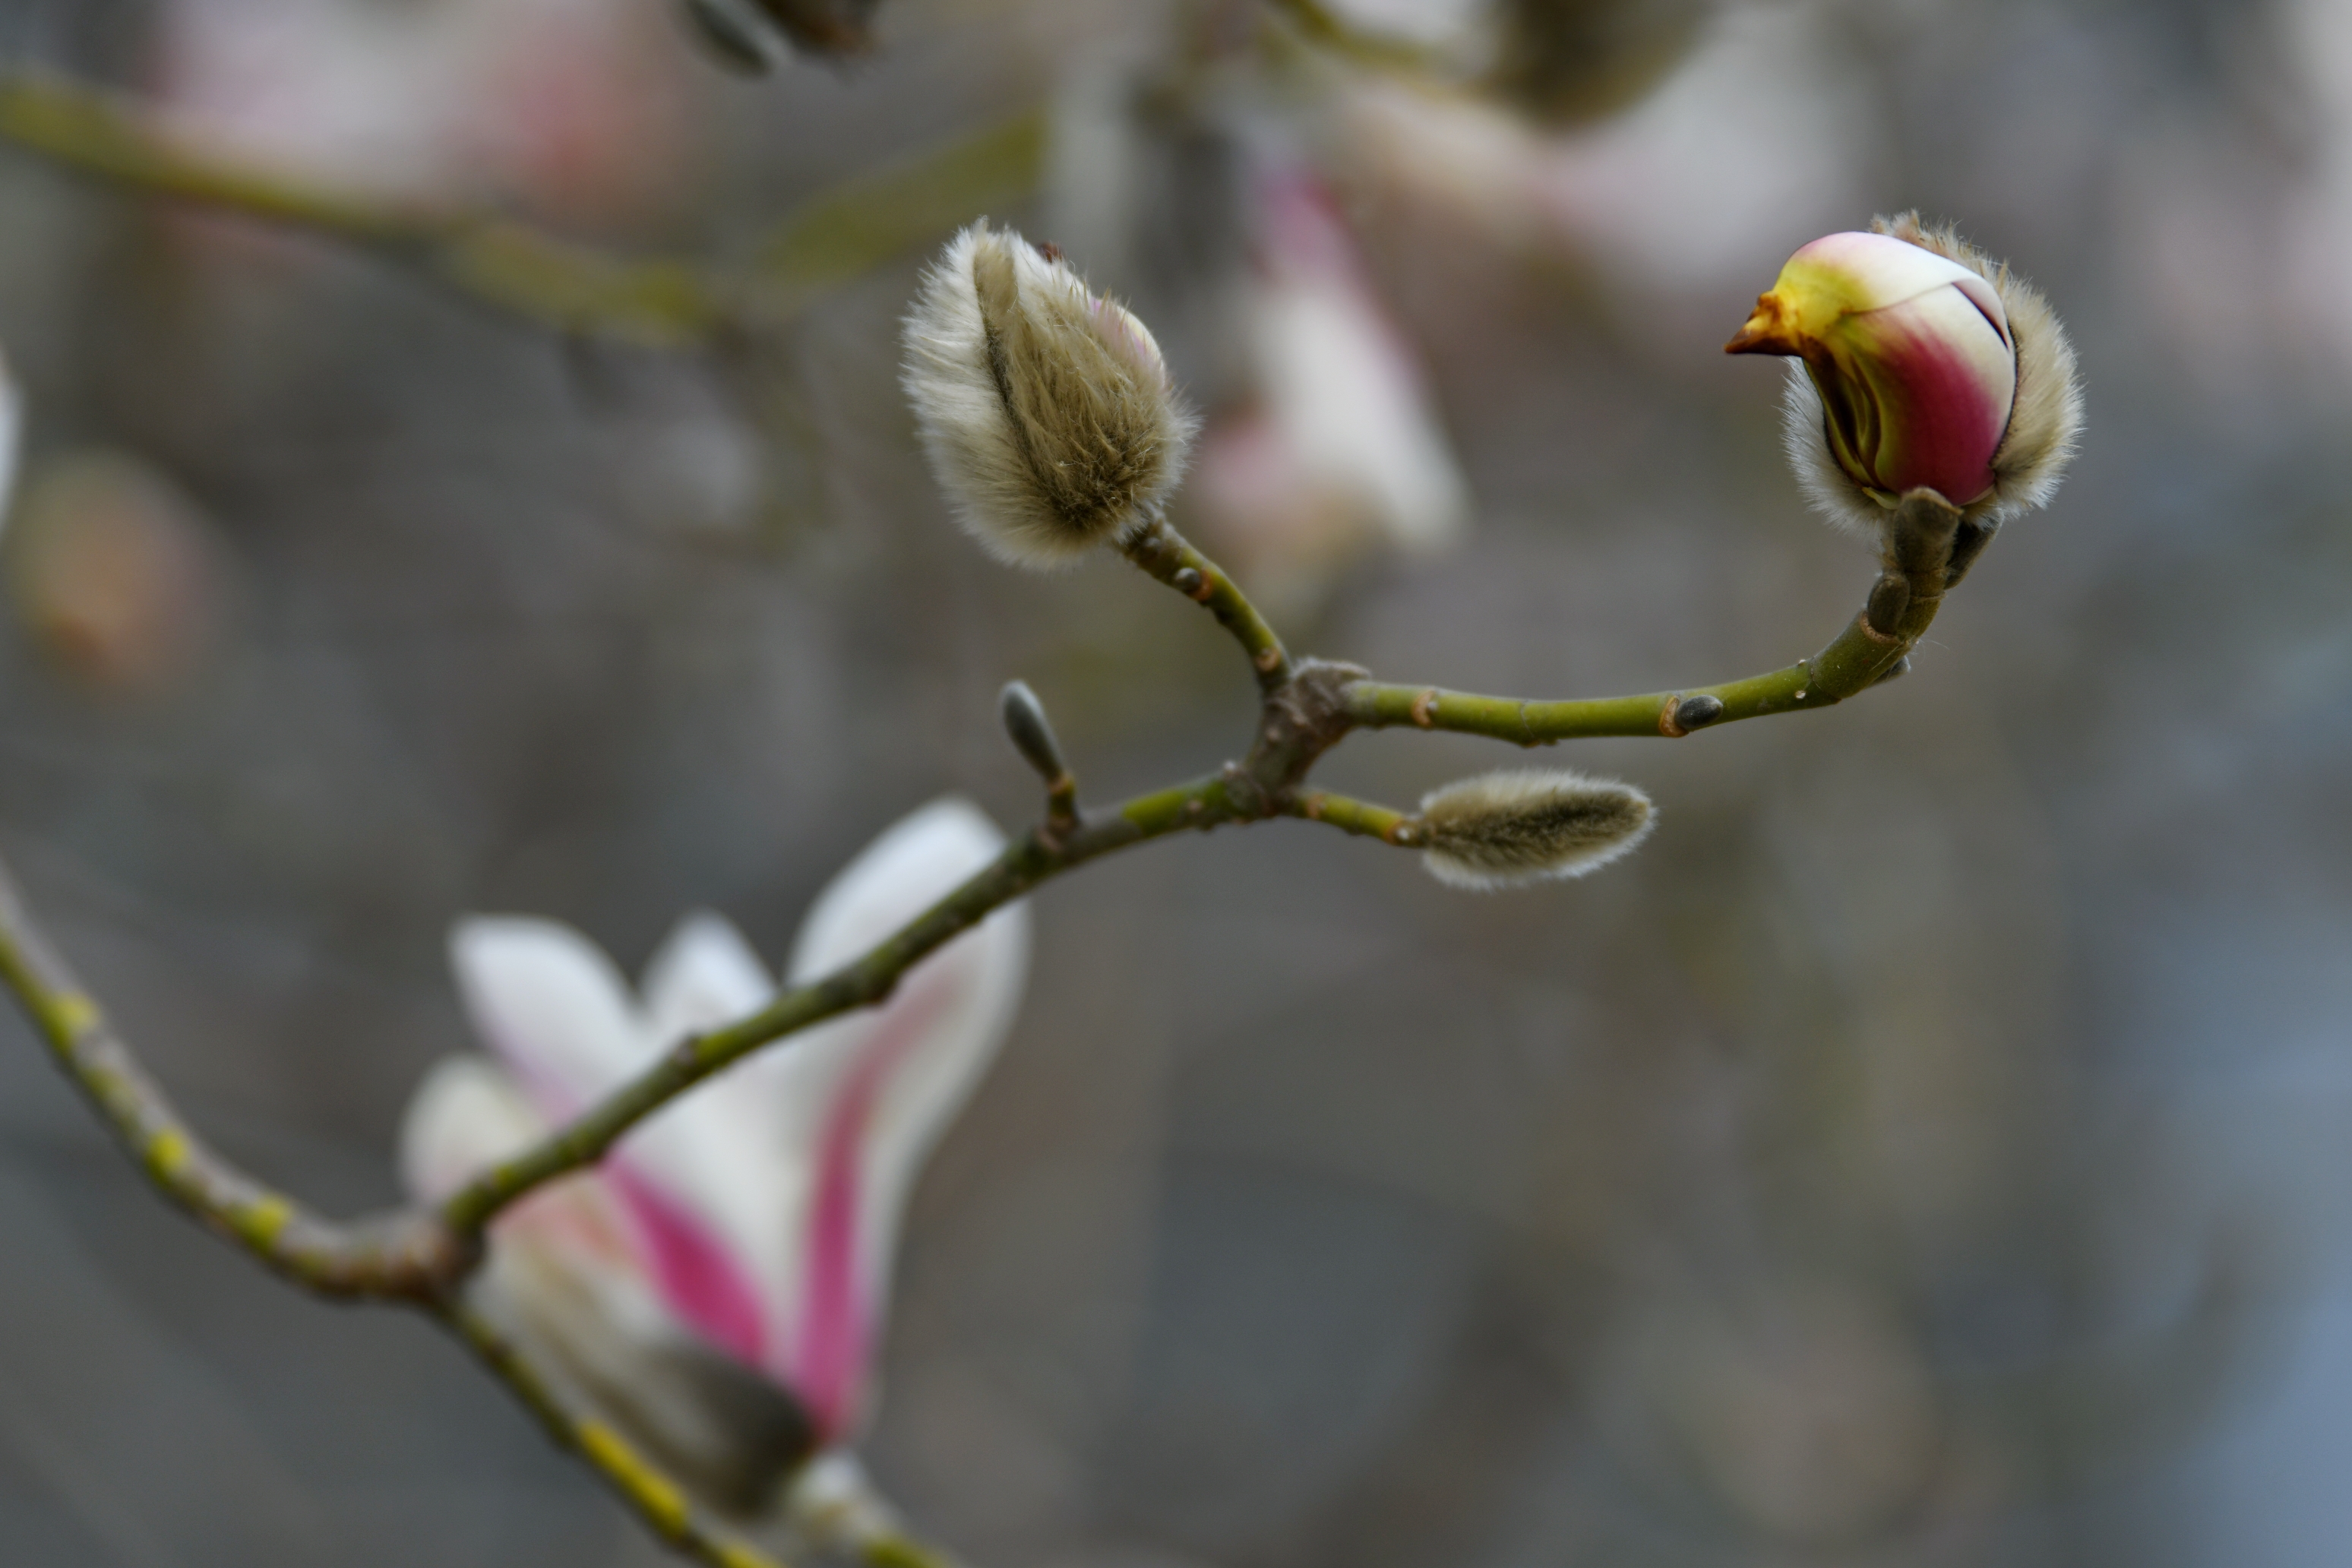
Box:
1842, 284, 2016, 502
783, 964, 962, 1436
609, 1158, 773, 1370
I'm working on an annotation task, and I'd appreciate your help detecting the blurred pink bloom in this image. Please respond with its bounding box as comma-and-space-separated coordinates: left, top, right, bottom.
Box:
6, 450, 227, 698
150, 0, 692, 223
402, 798, 1030, 1450
1194, 166, 1468, 598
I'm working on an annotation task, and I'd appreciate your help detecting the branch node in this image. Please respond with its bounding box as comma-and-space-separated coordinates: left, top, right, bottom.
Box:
1863, 572, 1912, 641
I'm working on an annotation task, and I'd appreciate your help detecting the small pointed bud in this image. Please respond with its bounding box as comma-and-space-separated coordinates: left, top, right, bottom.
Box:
903, 222, 1196, 568
1418, 769, 1655, 890
1670, 694, 1724, 732
1736, 214, 2082, 538
998, 680, 1067, 784
1864, 573, 1911, 637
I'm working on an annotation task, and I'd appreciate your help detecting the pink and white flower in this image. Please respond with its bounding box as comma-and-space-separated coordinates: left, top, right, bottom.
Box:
1725, 229, 2017, 509
400, 798, 1029, 1493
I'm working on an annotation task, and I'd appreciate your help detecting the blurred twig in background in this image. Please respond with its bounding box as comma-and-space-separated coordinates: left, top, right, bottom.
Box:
0, 69, 1045, 346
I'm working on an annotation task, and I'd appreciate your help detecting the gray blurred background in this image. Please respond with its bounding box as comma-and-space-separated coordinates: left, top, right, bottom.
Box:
0, 0, 2347, 1563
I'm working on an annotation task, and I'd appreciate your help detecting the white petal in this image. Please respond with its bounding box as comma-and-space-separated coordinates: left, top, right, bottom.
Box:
1262, 174, 1468, 555
642, 910, 776, 1047
786, 798, 1010, 981
628, 911, 791, 1291
444, 917, 796, 1386
397, 1054, 546, 1203
761, 797, 1031, 1434
449, 915, 653, 1117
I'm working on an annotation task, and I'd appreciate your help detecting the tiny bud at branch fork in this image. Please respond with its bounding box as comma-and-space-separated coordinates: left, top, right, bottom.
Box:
903, 222, 1196, 568
1418, 770, 1655, 890
998, 680, 1067, 785
1729, 213, 2082, 539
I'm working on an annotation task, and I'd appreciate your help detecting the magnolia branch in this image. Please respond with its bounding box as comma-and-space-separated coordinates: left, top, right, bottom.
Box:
0, 492, 1970, 1562
0, 69, 1045, 346
1344, 492, 1972, 744
445, 498, 1973, 1229
0, 45, 2073, 1562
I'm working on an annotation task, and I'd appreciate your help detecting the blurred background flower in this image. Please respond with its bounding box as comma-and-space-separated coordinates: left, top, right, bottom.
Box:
403, 797, 1028, 1516
0, 1, 2345, 1566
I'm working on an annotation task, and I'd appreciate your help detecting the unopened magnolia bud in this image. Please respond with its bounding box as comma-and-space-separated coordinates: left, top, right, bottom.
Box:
903, 222, 1195, 568
998, 679, 1067, 783
1418, 769, 1655, 890
1729, 213, 2081, 539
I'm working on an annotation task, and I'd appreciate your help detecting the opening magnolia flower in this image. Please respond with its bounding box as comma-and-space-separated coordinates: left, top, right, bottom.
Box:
400, 798, 1029, 1510
1728, 213, 2081, 535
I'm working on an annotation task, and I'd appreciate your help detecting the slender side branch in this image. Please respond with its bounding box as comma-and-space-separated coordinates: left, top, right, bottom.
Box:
1286, 790, 1420, 846
1342, 492, 1964, 746
0, 852, 471, 1298
0, 71, 731, 346
0, 71, 1047, 347
753, 106, 1047, 317
1122, 515, 1294, 692
444, 643, 1409, 1238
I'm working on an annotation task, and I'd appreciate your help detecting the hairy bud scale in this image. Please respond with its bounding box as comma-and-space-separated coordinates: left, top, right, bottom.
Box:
1418, 769, 1655, 890
903, 222, 1195, 568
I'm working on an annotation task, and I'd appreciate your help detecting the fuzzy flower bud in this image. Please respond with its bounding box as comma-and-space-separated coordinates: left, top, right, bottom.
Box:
903, 222, 1196, 568
1418, 769, 1655, 890
1728, 213, 2081, 535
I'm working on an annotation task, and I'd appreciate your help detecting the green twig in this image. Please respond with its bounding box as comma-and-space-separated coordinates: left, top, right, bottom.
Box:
0, 852, 470, 1299
0, 489, 1984, 1568
0, 71, 730, 346
1122, 514, 1295, 692
1342, 492, 1962, 745
751, 106, 1047, 315
1285, 789, 1421, 845
442, 1303, 791, 1568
